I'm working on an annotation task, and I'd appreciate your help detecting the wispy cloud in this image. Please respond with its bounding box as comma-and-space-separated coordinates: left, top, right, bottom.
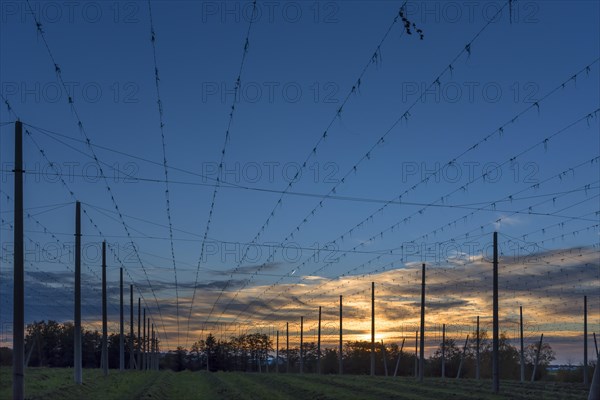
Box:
1, 247, 598, 363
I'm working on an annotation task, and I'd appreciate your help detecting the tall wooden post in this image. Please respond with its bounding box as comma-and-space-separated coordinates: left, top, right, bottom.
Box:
129, 285, 134, 369
13, 120, 24, 400
584, 295, 589, 385
371, 281, 376, 376
300, 316, 304, 373
137, 298, 141, 370
154, 327, 160, 371
520, 306, 525, 382
74, 201, 82, 384
393, 337, 405, 377
24, 331, 37, 368
265, 332, 269, 374
155, 326, 159, 370
257, 330, 262, 373
419, 264, 425, 382
148, 318, 154, 371
102, 241, 108, 376
147, 317, 151, 371
259, 334, 269, 374
492, 231, 499, 393
142, 308, 146, 370
276, 330, 279, 373
476, 316, 480, 380
206, 332, 211, 372
456, 335, 469, 379
151, 324, 155, 371
119, 267, 124, 371
589, 361, 599, 400
151, 319, 155, 371
339, 295, 343, 375
317, 306, 322, 374
442, 324, 446, 379
382, 340, 388, 376
286, 322, 290, 373
414, 331, 418, 378
531, 333, 544, 382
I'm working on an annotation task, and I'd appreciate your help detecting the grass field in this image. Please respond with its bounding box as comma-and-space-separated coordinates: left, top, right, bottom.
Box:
0, 368, 590, 399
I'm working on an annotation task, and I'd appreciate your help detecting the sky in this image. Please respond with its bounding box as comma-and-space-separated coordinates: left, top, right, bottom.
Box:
0, 1, 599, 364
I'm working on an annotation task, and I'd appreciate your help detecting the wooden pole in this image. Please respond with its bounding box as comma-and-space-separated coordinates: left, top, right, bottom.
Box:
339, 295, 343, 375
492, 231, 499, 393
147, 318, 151, 371
441, 324, 446, 379
584, 295, 589, 385
531, 333, 543, 382
25, 332, 36, 368
476, 316, 480, 380
589, 360, 599, 400
419, 264, 426, 382
520, 305, 525, 382
137, 298, 141, 370
151, 330, 155, 371
414, 331, 418, 378
151, 324, 155, 371
205, 332, 209, 372
156, 333, 159, 371
393, 337, 405, 377
286, 322, 290, 373
13, 120, 24, 400
129, 284, 134, 369
382, 340, 388, 376
456, 334, 469, 379
276, 330, 279, 373
594, 332, 598, 358
74, 201, 82, 384
300, 316, 304, 374
317, 306, 322, 374
102, 241, 108, 376
265, 332, 269, 374
119, 267, 124, 371
371, 281, 376, 376
142, 308, 146, 370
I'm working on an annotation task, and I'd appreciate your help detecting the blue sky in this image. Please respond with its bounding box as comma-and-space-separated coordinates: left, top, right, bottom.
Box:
0, 1, 599, 362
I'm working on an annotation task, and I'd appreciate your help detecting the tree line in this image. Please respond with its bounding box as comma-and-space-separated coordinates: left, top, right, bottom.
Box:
0, 320, 139, 369
0, 320, 594, 383
170, 330, 559, 380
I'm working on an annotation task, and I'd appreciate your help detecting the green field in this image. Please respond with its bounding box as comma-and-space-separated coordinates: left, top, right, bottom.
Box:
0, 368, 590, 399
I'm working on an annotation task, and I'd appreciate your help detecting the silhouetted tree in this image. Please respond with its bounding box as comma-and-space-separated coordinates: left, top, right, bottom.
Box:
428, 337, 463, 377
0, 347, 13, 366
161, 346, 187, 371
525, 340, 556, 380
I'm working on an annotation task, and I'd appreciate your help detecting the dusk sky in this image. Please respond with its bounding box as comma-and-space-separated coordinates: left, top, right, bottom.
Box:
0, 1, 598, 364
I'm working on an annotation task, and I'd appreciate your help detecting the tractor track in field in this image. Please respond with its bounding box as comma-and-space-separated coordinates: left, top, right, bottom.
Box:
284, 373, 439, 400
253, 373, 347, 400
133, 371, 174, 400
277, 373, 394, 400
0, 368, 590, 400
217, 372, 291, 400
330, 376, 499, 400
310, 375, 446, 400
